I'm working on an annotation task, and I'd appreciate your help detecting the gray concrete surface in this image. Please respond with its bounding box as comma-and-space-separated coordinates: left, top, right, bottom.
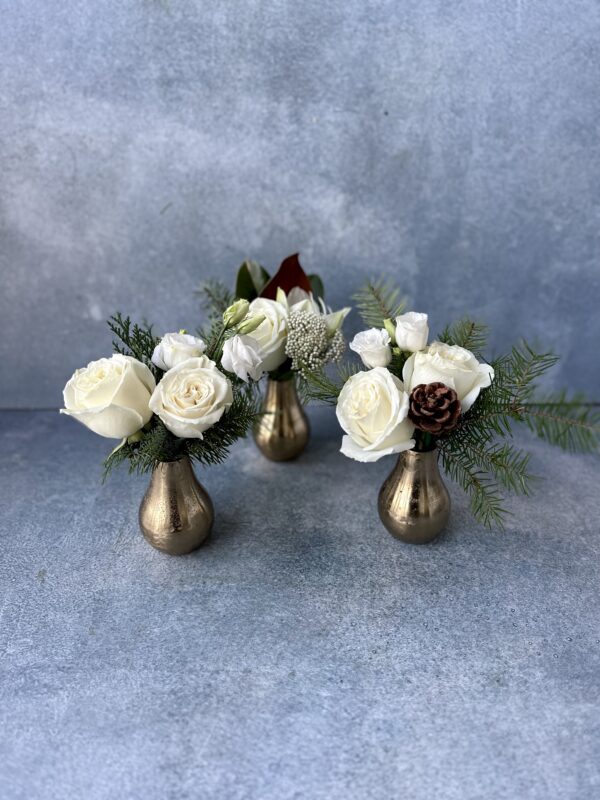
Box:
2, 1, 600, 407
1, 408, 599, 799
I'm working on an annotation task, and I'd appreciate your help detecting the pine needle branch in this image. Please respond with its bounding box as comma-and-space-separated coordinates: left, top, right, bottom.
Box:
438, 318, 489, 355
197, 279, 235, 323
353, 278, 405, 329
107, 313, 162, 379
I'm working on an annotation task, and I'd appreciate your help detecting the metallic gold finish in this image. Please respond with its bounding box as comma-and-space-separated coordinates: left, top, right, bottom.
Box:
139, 456, 213, 555
253, 377, 310, 461
378, 449, 450, 544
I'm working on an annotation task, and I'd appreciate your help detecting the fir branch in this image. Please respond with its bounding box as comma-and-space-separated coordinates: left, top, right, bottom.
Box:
298, 361, 361, 406
186, 389, 259, 467
353, 278, 405, 329
438, 445, 509, 529
107, 313, 161, 379
519, 393, 600, 453
197, 279, 235, 323
438, 318, 488, 355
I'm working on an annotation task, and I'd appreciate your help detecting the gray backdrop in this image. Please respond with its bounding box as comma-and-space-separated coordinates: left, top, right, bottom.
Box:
1, 0, 599, 408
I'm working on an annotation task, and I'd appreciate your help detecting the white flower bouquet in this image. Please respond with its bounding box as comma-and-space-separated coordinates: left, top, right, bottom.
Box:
61, 310, 261, 553
306, 280, 600, 537
199, 253, 351, 460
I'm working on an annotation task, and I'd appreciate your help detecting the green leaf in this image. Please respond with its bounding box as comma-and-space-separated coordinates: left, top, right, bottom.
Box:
308, 273, 325, 301
235, 260, 270, 301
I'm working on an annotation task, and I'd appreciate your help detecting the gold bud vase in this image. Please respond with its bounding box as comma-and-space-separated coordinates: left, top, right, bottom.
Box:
378, 448, 450, 544
139, 456, 214, 555
253, 377, 310, 461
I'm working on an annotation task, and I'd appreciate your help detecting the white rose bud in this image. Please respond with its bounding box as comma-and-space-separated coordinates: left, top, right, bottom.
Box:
336, 368, 415, 462
149, 356, 233, 439
403, 341, 494, 413
223, 299, 250, 328
394, 312, 429, 352
61, 354, 155, 439
221, 335, 264, 382
243, 297, 289, 373
349, 328, 392, 368
152, 332, 206, 371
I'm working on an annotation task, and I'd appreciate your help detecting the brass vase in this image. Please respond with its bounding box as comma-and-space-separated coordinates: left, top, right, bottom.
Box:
253, 377, 310, 461
138, 456, 214, 555
378, 448, 450, 544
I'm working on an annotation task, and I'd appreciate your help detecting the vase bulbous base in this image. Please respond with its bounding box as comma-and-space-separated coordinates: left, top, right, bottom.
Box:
378, 449, 450, 544
139, 456, 214, 555
253, 377, 310, 461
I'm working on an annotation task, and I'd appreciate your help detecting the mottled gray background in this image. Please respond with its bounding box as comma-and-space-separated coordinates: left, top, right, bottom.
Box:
1, 0, 599, 408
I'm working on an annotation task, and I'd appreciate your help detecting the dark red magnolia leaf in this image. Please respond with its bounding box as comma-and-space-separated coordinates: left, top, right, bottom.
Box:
259, 253, 313, 299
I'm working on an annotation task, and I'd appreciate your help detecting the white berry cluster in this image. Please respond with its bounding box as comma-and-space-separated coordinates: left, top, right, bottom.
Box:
285, 310, 346, 376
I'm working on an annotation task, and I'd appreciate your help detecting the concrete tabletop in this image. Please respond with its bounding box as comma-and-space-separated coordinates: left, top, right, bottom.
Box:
1, 408, 599, 800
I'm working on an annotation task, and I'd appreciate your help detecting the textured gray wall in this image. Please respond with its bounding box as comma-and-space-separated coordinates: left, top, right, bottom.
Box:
1, 0, 599, 407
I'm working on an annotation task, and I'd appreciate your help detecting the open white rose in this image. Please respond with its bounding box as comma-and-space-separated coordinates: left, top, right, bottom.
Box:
349, 328, 392, 368
336, 368, 415, 462
222, 334, 264, 382
244, 297, 289, 373
61, 354, 155, 439
403, 341, 494, 413
149, 356, 233, 439
394, 312, 429, 352
152, 332, 206, 371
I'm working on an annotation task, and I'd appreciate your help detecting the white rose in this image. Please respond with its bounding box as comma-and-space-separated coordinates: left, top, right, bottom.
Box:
61, 354, 155, 439
152, 332, 206, 371
336, 368, 415, 462
244, 297, 289, 373
149, 356, 233, 439
349, 328, 392, 368
394, 312, 429, 352
403, 341, 494, 413
221, 334, 264, 382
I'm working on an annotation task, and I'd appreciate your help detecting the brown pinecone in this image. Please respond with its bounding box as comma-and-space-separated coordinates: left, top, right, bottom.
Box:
408, 382, 461, 435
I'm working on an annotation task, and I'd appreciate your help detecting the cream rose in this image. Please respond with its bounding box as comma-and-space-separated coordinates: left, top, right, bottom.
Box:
244, 297, 289, 373
61, 354, 155, 439
221, 334, 264, 382
152, 332, 206, 371
394, 312, 429, 352
336, 368, 415, 462
349, 328, 392, 368
149, 356, 233, 439
403, 341, 494, 413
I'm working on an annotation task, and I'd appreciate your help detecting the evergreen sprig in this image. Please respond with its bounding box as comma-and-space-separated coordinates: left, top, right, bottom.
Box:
108, 313, 162, 379
353, 278, 405, 329
197, 279, 235, 324
439, 318, 488, 356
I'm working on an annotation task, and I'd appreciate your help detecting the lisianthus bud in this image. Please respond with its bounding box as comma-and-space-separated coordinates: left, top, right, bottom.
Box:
383, 318, 396, 342
223, 299, 250, 328
237, 313, 266, 335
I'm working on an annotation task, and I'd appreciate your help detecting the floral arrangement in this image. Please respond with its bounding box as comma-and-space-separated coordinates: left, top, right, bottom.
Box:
306, 280, 600, 528
60, 311, 259, 478
200, 253, 350, 385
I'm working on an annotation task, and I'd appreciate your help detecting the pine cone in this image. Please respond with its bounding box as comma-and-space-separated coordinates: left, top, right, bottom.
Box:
408, 382, 461, 435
